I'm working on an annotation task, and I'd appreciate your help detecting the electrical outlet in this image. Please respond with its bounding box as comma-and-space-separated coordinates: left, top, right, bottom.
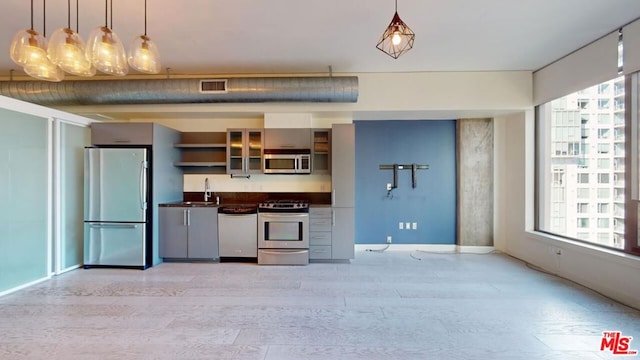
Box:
386, 236, 392, 244
399, 222, 404, 230
386, 183, 392, 191
405, 222, 411, 230
412, 222, 417, 230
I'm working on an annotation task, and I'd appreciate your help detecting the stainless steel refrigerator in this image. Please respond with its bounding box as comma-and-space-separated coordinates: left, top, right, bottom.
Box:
84, 147, 151, 269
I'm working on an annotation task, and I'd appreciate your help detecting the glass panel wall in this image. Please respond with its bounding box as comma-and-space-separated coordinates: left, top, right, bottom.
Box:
57, 121, 90, 271
0, 110, 49, 293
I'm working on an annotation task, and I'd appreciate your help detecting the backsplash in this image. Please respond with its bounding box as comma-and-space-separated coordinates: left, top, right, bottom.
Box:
183, 174, 331, 193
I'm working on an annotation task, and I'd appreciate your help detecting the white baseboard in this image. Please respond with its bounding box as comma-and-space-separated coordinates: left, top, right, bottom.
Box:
0, 276, 51, 298
355, 244, 496, 254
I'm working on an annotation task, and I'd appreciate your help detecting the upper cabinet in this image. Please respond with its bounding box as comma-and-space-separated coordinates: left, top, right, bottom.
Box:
173, 132, 227, 174
91, 123, 154, 145
311, 129, 331, 174
264, 128, 311, 149
227, 129, 264, 174
331, 124, 354, 207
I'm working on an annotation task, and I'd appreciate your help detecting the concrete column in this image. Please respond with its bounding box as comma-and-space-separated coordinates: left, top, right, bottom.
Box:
457, 118, 494, 246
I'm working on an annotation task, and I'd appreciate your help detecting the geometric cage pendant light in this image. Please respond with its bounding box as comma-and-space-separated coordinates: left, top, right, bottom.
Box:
85, 0, 128, 76
128, 0, 161, 74
376, 0, 415, 59
47, 0, 95, 77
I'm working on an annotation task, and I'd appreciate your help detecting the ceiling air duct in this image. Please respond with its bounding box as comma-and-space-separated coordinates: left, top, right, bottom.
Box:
0, 76, 358, 106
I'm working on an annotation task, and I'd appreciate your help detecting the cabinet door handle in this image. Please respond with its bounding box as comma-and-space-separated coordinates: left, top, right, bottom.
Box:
187, 210, 191, 226
332, 209, 335, 226
183, 209, 187, 226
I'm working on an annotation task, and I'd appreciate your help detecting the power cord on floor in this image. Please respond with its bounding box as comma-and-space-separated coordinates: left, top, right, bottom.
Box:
365, 244, 390, 252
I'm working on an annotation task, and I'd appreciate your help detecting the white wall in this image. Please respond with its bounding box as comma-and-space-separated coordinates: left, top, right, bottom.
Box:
494, 111, 640, 309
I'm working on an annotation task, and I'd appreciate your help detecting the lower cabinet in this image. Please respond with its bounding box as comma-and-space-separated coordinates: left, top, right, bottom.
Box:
332, 207, 355, 260
309, 207, 332, 260
159, 206, 219, 260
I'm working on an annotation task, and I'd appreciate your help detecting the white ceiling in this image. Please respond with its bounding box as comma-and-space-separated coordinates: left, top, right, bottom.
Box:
2, 0, 640, 76
1, 1, 640, 121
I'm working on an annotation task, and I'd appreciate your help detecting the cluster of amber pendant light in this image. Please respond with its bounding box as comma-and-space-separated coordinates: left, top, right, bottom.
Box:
9, 0, 161, 82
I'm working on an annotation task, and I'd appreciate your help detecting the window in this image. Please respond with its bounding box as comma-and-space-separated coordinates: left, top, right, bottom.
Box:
598, 114, 611, 124
598, 128, 610, 139
537, 77, 625, 251
597, 203, 609, 214
577, 203, 589, 213
577, 173, 589, 184
597, 144, 609, 154
597, 218, 610, 228
577, 218, 589, 228
598, 98, 610, 109
552, 168, 564, 185
597, 158, 610, 169
577, 188, 590, 199
598, 188, 610, 199
597, 173, 610, 184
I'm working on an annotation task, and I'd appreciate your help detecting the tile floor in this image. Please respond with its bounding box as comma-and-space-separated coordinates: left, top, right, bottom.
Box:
0, 249, 638, 359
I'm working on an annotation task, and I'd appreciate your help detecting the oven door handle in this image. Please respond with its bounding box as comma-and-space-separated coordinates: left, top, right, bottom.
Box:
259, 249, 308, 255
260, 213, 309, 218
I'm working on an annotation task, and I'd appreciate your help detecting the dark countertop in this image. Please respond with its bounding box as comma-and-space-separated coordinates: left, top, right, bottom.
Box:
160, 201, 219, 207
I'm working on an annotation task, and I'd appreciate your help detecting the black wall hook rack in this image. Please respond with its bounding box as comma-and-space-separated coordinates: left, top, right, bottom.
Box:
379, 163, 429, 188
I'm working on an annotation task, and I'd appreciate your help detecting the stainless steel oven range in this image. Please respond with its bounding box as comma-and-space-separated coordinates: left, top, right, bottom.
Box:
257, 200, 309, 265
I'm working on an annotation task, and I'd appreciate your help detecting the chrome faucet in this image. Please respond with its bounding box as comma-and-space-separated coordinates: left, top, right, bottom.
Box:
204, 177, 211, 202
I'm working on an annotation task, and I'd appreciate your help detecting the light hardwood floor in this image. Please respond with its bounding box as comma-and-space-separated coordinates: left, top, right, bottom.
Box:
0, 250, 638, 360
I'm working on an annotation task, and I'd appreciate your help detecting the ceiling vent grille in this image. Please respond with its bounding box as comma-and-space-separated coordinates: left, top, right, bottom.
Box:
200, 79, 228, 93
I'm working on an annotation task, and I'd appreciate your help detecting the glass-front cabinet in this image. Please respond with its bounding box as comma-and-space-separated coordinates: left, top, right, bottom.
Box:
227, 129, 264, 174
312, 129, 331, 174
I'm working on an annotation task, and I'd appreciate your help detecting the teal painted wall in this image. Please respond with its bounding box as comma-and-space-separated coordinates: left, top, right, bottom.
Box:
0, 109, 49, 292
355, 120, 457, 244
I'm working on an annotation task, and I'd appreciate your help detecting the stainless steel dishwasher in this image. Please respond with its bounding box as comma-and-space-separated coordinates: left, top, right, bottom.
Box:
218, 205, 258, 260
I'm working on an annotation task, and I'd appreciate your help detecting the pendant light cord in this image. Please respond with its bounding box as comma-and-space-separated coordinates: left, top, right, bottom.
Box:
43, 0, 46, 36
76, 0, 79, 31
110, 0, 113, 29
67, 0, 70, 29
144, 0, 147, 36
30, 0, 34, 30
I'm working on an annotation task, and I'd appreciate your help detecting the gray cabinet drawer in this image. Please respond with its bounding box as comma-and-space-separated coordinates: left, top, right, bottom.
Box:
310, 218, 332, 231
91, 123, 154, 145
310, 207, 332, 217
309, 231, 332, 246
309, 245, 332, 259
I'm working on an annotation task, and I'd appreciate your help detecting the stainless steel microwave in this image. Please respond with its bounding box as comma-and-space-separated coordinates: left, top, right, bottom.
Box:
263, 150, 311, 174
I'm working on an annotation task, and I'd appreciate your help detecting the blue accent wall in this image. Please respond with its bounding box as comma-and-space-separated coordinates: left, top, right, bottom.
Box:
355, 120, 457, 244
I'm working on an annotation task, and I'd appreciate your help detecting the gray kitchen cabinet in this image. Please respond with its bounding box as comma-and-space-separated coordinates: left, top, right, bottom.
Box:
331, 123, 355, 260
159, 206, 219, 260
331, 124, 355, 207
264, 128, 311, 149
227, 129, 264, 174
309, 206, 332, 260
91, 122, 154, 145
331, 207, 355, 259
311, 129, 331, 174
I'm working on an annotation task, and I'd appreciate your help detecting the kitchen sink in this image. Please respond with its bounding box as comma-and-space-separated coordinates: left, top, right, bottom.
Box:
181, 201, 217, 206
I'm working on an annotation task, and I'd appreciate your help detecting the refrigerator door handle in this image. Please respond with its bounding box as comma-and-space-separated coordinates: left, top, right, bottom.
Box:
139, 160, 148, 211
90, 223, 139, 229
